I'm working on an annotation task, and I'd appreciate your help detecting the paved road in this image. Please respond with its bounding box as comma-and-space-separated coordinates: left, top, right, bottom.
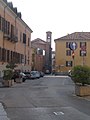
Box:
0, 75, 90, 120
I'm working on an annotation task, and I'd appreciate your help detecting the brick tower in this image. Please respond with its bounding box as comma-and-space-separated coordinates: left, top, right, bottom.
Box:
45, 31, 52, 74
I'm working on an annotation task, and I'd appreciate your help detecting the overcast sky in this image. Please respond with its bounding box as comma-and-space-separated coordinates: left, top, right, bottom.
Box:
7, 0, 90, 50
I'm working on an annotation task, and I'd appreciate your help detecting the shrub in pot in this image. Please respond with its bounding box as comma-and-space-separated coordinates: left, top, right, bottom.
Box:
3, 69, 14, 87
3, 69, 13, 80
71, 65, 90, 86
2, 61, 17, 87
71, 65, 90, 96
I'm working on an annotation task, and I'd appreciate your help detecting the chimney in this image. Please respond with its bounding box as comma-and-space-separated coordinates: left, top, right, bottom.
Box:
17, 12, 22, 18
8, 2, 13, 9
3, 0, 7, 3
13, 7, 17, 14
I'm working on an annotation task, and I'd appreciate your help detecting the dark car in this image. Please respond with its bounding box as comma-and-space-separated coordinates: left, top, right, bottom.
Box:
23, 72, 31, 79
12, 72, 26, 82
40, 71, 44, 77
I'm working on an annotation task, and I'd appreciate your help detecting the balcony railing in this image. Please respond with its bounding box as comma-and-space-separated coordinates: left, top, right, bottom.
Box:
3, 33, 18, 43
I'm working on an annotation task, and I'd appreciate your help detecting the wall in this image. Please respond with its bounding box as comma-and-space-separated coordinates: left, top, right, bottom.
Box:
55, 39, 90, 72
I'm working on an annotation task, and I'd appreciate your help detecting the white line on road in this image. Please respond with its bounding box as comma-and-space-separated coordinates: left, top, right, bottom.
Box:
53, 111, 64, 115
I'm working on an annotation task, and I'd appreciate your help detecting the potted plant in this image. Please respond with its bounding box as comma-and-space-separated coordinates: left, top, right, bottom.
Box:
2, 61, 17, 87
71, 65, 90, 96
2, 69, 14, 87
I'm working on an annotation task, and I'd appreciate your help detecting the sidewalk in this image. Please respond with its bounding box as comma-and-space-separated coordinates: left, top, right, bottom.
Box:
83, 96, 90, 101
0, 78, 10, 119
0, 103, 10, 120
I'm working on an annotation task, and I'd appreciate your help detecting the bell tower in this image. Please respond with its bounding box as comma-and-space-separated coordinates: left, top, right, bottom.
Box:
46, 31, 52, 44
45, 31, 52, 74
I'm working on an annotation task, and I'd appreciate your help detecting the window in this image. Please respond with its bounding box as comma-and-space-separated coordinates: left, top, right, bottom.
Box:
0, 16, 10, 35
23, 33, 26, 44
7, 21, 10, 35
20, 54, 22, 63
7, 50, 10, 62
80, 42, 86, 56
80, 42, 86, 48
11, 24, 14, 38
66, 42, 70, 48
2, 48, 6, 61
66, 61, 72, 67
1, 17, 5, 32
21, 54, 24, 64
25, 55, 26, 64
4, 20, 10, 35
11, 51, 13, 61
4, 20, 7, 34
66, 50, 71, 56
80, 50, 86, 56
20, 32, 22, 42
15, 28, 18, 40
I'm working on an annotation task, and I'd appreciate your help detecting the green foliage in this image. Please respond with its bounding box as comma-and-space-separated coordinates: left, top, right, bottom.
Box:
71, 65, 90, 85
3, 61, 17, 80
6, 61, 17, 70
3, 70, 13, 80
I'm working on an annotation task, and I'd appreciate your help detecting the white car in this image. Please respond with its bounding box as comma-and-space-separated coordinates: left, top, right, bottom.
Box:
30, 71, 40, 79
19, 72, 27, 82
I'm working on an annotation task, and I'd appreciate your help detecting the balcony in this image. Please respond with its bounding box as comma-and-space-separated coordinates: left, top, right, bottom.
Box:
11, 35, 18, 43
3, 33, 18, 43
3, 33, 11, 40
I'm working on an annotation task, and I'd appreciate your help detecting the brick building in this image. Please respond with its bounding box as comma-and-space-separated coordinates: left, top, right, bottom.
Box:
0, 0, 32, 77
31, 38, 46, 72
31, 31, 52, 73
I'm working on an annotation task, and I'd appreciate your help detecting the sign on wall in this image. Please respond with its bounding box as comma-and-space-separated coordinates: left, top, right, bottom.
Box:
69, 42, 77, 50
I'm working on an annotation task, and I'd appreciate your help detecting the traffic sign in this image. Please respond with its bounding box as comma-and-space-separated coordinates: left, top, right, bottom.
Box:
69, 42, 77, 50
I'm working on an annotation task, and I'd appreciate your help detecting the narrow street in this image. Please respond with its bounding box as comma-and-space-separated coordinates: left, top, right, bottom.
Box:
0, 76, 90, 120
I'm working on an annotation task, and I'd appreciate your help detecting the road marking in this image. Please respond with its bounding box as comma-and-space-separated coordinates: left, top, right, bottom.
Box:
53, 111, 64, 115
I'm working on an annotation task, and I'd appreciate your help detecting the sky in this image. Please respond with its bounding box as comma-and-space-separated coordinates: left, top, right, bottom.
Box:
7, 0, 90, 50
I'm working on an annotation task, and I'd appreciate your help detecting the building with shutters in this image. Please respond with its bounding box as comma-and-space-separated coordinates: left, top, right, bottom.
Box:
54, 32, 90, 73
0, 0, 33, 77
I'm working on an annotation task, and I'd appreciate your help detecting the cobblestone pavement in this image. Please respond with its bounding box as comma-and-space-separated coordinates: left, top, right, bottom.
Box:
0, 76, 90, 120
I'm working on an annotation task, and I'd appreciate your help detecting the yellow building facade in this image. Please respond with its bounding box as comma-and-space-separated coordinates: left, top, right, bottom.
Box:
54, 32, 90, 73
0, 0, 32, 77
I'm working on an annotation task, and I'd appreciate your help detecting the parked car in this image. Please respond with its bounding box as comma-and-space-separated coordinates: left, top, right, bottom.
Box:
68, 70, 72, 77
12, 72, 26, 82
20, 72, 27, 82
40, 71, 44, 77
23, 72, 31, 79
30, 71, 40, 79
